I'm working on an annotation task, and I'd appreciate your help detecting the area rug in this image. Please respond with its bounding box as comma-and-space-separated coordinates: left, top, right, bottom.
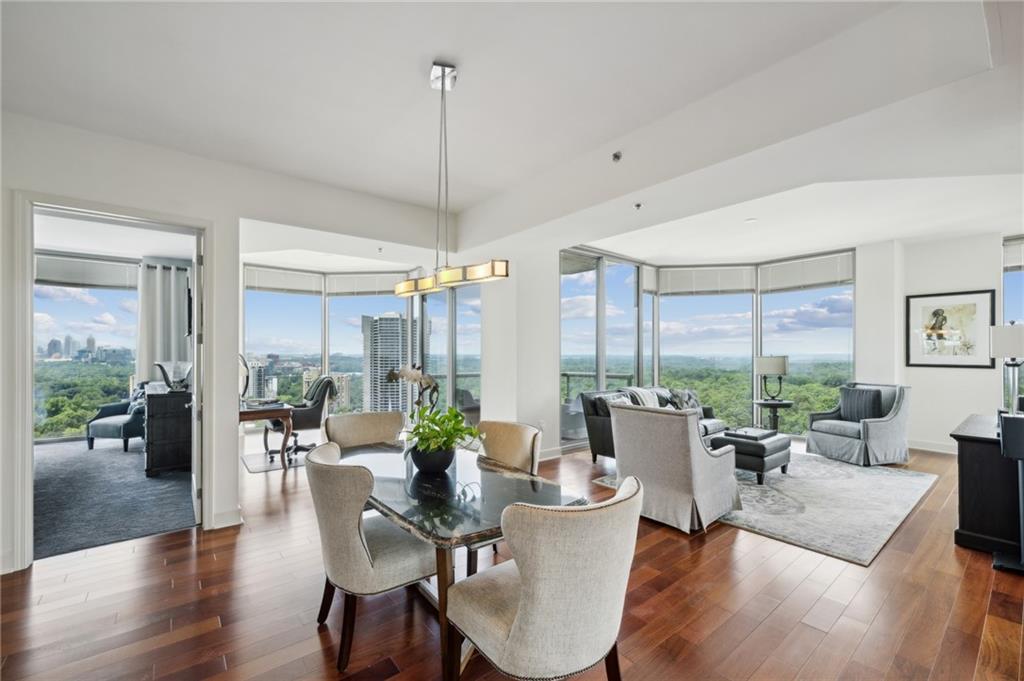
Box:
594, 452, 936, 566
34, 439, 196, 559
241, 450, 308, 473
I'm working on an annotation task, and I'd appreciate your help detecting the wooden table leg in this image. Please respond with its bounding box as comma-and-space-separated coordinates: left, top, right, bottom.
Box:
280, 415, 292, 471
436, 547, 455, 681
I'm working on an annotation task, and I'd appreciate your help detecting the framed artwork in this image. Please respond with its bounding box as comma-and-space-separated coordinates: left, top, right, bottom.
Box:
905, 289, 995, 368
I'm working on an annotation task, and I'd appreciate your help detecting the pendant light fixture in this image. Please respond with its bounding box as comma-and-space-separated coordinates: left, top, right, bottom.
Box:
396, 61, 509, 297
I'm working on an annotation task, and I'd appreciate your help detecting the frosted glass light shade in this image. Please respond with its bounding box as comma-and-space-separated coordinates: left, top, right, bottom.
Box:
465, 259, 509, 282
437, 265, 467, 287
754, 355, 789, 376
394, 278, 418, 298
416, 275, 442, 294
991, 325, 1024, 359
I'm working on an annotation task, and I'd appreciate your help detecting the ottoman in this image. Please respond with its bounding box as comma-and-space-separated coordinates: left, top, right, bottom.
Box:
711, 428, 791, 485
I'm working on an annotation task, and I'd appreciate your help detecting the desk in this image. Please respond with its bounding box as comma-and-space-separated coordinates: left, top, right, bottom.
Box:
951, 414, 1019, 555
240, 405, 293, 470
334, 442, 585, 680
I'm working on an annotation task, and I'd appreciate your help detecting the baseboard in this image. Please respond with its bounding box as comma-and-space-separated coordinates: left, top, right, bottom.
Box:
909, 439, 956, 455
211, 508, 243, 529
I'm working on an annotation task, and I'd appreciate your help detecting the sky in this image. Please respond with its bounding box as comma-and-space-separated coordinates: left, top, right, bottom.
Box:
33, 285, 137, 351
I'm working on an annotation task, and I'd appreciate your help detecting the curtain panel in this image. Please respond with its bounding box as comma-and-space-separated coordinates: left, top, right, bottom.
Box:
136, 258, 192, 383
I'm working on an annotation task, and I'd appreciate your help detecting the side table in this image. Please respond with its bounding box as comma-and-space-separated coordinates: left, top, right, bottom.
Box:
754, 399, 794, 432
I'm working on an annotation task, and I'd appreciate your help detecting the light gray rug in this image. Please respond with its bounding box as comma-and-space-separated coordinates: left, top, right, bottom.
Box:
594, 452, 936, 566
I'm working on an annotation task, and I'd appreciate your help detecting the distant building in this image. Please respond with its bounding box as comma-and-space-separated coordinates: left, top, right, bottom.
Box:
248, 361, 267, 399
330, 373, 352, 412
46, 338, 63, 357
86, 335, 96, 353
362, 313, 414, 412
63, 334, 73, 357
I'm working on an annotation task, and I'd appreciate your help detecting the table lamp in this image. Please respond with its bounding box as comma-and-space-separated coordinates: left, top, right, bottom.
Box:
991, 322, 1024, 415
755, 355, 789, 401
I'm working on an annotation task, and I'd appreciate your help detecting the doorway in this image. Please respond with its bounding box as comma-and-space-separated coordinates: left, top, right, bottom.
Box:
31, 204, 204, 559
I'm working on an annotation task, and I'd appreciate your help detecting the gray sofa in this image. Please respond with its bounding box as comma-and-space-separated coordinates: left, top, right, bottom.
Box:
806, 382, 910, 466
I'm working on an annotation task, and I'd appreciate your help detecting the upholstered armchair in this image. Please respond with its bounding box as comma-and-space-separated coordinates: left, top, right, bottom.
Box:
807, 383, 911, 466
324, 411, 404, 449
609, 403, 740, 533
87, 399, 146, 452
445, 476, 643, 681
305, 443, 437, 671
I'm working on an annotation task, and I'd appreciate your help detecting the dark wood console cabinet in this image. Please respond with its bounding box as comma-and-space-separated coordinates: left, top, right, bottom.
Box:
951, 414, 1019, 555
145, 382, 192, 477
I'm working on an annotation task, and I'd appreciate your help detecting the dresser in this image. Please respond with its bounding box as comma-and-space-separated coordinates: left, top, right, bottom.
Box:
951, 414, 1019, 555
144, 382, 193, 477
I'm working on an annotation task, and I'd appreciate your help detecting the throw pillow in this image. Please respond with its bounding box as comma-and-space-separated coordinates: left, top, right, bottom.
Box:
650, 387, 675, 409
128, 398, 147, 416
839, 386, 883, 423
595, 392, 632, 417
669, 388, 701, 411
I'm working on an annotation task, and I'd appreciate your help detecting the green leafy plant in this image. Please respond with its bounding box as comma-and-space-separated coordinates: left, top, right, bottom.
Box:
409, 406, 479, 454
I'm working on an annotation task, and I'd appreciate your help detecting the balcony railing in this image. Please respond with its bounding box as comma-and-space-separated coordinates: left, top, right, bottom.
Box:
560, 371, 634, 403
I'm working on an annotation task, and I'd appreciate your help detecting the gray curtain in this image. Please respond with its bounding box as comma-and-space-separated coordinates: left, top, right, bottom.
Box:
136, 258, 191, 383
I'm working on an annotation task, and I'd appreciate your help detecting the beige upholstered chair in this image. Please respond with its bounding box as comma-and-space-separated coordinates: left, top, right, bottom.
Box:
324, 411, 404, 449
305, 443, 436, 671
610, 403, 740, 533
478, 420, 542, 475
446, 476, 643, 681
466, 420, 543, 574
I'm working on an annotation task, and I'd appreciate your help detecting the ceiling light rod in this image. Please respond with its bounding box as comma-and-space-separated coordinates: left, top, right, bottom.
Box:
396, 60, 509, 298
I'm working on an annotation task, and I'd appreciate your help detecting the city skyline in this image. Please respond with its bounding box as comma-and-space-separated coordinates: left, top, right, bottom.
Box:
34, 285, 137, 352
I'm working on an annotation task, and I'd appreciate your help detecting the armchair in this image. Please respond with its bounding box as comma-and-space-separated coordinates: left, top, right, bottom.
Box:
87, 398, 146, 452
264, 376, 337, 462
609, 403, 740, 533
807, 383, 910, 466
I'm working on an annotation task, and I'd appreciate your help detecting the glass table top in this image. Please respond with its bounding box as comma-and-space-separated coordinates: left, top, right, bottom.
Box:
332, 442, 586, 548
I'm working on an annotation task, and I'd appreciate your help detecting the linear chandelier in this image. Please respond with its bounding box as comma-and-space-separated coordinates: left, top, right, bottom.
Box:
395, 61, 509, 298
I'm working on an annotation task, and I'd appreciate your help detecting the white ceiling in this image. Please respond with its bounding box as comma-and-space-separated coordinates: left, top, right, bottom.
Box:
588, 175, 1023, 265
1, 2, 886, 211
34, 212, 196, 261
242, 249, 411, 274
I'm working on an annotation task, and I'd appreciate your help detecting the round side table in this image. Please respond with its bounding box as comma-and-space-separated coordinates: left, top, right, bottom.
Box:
753, 399, 794, 432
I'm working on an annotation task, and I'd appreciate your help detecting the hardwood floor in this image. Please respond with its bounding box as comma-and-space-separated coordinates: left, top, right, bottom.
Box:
2, 447, 1021, 680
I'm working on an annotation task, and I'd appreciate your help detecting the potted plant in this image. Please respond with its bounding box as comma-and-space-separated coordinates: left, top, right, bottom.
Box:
407, 406, 479, 474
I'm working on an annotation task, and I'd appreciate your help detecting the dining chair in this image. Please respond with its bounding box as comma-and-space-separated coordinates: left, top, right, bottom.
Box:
324, 411, 404, 449
305, 442, 437, 671
445, 476, 643, 681
466, 420, 542, 575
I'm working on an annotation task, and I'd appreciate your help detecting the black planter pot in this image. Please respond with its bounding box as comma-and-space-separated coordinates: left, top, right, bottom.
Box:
409, 446, 456, 474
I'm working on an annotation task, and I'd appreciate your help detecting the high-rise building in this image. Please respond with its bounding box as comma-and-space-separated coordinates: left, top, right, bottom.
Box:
330, 373, 352, 413
46, 338, 63, 357
362, 313, 414, 412
63, 334, 73, 357
86, 335, 96, 353
247, 360, 267, 399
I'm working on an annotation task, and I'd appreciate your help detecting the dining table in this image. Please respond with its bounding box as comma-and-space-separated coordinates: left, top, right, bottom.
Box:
333, 441, 587, 680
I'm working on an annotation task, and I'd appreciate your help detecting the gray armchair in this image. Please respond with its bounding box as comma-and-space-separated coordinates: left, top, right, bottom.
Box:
87, 399, 146, 452
806, 382, 910, 466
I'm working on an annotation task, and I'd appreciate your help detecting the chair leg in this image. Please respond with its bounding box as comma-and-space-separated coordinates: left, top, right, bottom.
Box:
592, 450, 598, 464
756, 473, 765, 485
337, 593, 357, 671
87, 437, 94, 450
781, 464, 788, 474
466, 548, 478, 577
316, 578, 335, 624
123, 437, 129, 452
263, 426, 270, 454
445, 622, 464, 681
492, 543, 499, 555
604, 643, 622, 681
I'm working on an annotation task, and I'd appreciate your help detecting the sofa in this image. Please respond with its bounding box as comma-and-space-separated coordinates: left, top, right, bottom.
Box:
609, 403, 740, 533
580, 386, 727, 463
806, 382, 910, 466
87, 383, 148, 452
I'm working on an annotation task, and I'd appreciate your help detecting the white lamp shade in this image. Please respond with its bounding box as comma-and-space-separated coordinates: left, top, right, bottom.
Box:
755, 355, 789, 376
991, 325, 1024, 359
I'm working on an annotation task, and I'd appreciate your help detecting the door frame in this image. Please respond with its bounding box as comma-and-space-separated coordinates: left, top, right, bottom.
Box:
8, 190, 210, 572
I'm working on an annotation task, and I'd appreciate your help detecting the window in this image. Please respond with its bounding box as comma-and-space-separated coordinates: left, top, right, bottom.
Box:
760, 285, 854, 435
454, 285, 482, 424
659, 293, 754, 427
244, 289, 323, 405
1004, 238, 1024, 407
33, 284, 138, 438
642, 291, 655, 386
560, 252, 599, 442
604, 261, 638, 390
328, 294, 410, 413
424, 293, 449, 410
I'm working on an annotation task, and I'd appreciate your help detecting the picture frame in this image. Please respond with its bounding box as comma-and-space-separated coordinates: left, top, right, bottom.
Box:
905, 289, 996, 369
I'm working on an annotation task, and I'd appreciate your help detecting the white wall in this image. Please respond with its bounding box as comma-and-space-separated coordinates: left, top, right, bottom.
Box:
855, 234, 1004, 453
0, 114, 436, 573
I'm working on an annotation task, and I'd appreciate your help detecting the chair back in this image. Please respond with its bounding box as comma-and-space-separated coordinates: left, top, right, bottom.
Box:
305, 443, 378, 592
478, 420, 542, 475
609, 403, 704, 489
845, 382, 903, 417
324, 411, 404, 449
304, 375, 337, 405
499, 477, 643, 678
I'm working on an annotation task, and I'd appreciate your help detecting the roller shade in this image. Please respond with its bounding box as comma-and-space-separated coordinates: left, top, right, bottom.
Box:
244, 265, 323, 294
561, 251, 598, 276
327, 272, 411, 296
641, 265, 658, 293
758, 251, 854, 294
35, 253, 138, 289
1005, 236, 1024, 272
658, 266, 756, 295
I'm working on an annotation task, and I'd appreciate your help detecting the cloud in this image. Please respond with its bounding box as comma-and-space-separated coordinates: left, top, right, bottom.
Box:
34, 285, 98, 305
67, 321, 135, 338
561, 295, 624, 320
561, 270, 596, 286
93, 312, 117, 326
459, 298, 481, 316
119, 298, 138, 315
764, 293, 853, 333
34, 312, 57, 334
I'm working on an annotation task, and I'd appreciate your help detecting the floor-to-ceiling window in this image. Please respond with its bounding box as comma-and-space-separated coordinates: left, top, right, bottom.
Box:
658, 267, 755, 428
759, 253, 854, 435
454, 284, 482, 424
642, 291, 656, 386
604, 260, 638, 390
560, 252, 599, 442
423, 292, 449, 411
1005, 237, 1024, 408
